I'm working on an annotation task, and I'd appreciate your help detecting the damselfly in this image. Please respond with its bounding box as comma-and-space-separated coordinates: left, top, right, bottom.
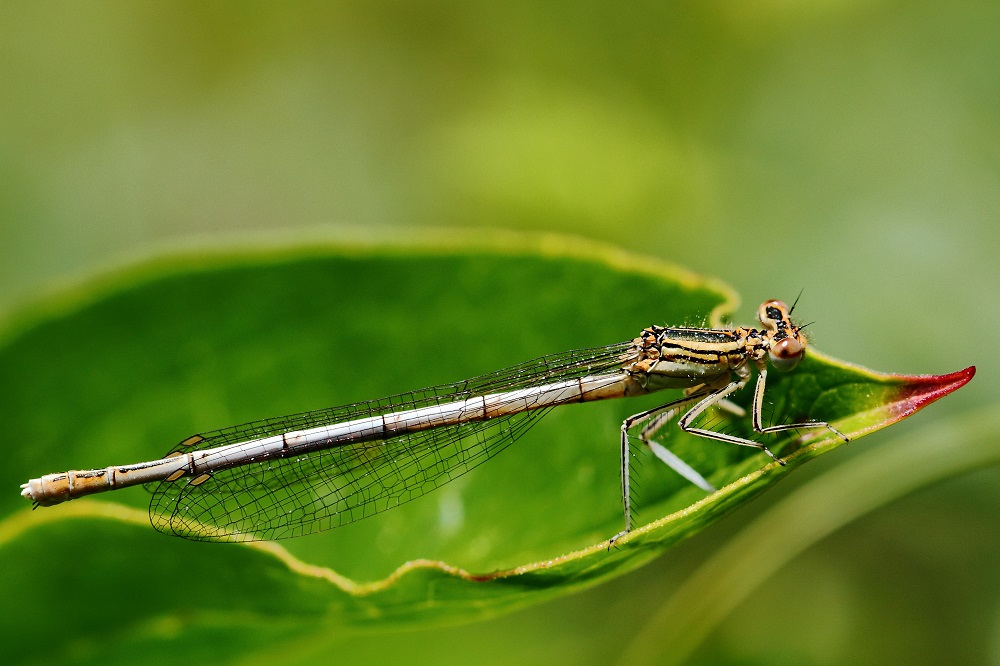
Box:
20, 299, 846, 542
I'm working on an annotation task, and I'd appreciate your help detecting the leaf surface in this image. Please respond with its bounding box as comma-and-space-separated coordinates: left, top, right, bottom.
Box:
0, 237, 973, 662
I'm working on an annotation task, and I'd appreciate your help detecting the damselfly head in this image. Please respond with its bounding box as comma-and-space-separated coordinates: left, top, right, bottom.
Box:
758, 299, 807, 372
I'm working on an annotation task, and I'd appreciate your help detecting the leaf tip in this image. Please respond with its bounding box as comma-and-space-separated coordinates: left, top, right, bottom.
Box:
888, 365, 975, 421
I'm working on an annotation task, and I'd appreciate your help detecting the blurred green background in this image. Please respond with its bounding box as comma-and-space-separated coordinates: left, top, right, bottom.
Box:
1, 1, 997, 664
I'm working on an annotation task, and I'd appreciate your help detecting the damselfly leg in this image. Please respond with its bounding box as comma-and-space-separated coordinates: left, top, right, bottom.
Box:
613, 362, 850, 545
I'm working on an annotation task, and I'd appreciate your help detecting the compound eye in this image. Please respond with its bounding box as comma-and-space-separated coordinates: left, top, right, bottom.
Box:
758, 300, 789, 331
769, 337, 803, 372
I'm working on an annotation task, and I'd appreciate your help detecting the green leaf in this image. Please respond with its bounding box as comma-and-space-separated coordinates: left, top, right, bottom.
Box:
617, 404, 1000, 666
0, 235, 972, 662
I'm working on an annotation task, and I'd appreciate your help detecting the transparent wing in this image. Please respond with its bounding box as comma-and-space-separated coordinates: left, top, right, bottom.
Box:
149, 342, 636, 541
150, 407, 551, 541
156, 342, 635, 456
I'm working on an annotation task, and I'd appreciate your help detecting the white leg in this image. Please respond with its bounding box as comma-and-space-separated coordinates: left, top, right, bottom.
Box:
677, 375, 786, 462
611, 390, 709, 545
749, 369, 850, 441
638, 407, 717, 493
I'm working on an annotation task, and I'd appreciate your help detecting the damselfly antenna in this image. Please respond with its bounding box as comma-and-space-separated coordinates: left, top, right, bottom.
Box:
789, 288, 805, 315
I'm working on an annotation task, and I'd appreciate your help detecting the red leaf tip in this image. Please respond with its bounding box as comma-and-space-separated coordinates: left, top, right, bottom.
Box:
892, 365, 975, 418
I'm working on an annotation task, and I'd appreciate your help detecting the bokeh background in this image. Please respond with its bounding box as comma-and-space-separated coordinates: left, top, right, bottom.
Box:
1, 2, 997, 664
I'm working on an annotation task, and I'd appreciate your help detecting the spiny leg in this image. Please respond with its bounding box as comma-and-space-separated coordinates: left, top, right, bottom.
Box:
611, 389, 710, 546
676, 374, 788, 463
749, 369, 850, 442
636, 388, 747, 495
611, 369, 850, 547
677, 367, 850, 465
639, 406, 717, 494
